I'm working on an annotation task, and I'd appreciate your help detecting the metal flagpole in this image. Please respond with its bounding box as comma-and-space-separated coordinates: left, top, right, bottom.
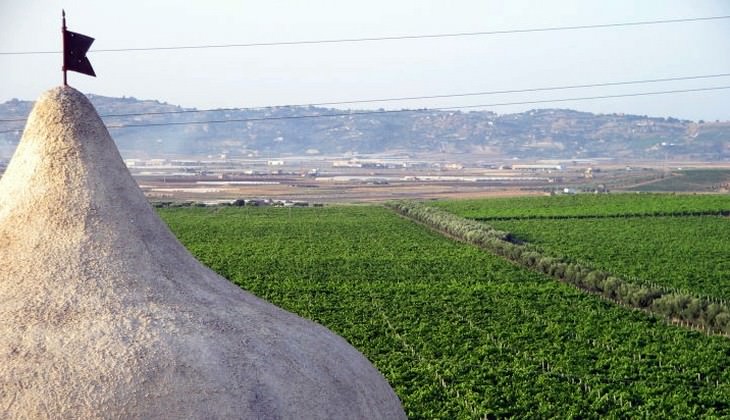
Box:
62, 10, 67, 86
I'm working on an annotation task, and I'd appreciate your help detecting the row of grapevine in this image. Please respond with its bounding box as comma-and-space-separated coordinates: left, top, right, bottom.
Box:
388, 200, 730, 335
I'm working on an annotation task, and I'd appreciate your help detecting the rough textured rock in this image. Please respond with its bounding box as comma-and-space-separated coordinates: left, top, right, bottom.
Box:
0, 86, 405, 419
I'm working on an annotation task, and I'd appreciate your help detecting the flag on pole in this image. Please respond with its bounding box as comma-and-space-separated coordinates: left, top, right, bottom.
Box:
62, 10, 95, 84
64, 31, 95, 76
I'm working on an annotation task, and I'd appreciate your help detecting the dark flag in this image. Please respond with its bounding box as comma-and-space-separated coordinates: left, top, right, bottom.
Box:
64, 31, 95, 76
62, 10, 95, 85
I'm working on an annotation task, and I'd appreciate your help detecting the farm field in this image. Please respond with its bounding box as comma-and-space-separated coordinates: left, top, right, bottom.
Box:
488, 216, 730, 300
628, 169, 730, 192
436, 194, 730, 300
160, 206, 730, 418
431, 193, 730, 219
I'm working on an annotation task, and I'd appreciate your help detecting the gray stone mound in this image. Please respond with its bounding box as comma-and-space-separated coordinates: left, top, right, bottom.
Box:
0, 86, 405, 419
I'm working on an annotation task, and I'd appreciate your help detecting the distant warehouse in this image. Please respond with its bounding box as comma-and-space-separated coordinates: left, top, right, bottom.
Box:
511, 164, 563, 172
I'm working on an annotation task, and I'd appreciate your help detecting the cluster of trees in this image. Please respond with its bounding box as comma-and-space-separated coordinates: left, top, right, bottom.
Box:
388, 200, 730, 335
392, 201, 512, 243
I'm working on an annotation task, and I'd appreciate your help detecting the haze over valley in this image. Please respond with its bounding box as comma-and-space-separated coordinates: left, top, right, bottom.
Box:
1, 94, 728, 161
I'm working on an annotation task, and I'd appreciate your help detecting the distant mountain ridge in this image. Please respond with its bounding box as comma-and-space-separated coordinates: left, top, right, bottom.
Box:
1, 94, 728, 160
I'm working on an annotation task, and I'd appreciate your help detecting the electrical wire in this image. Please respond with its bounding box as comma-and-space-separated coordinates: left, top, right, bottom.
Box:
1, 72, 729, 123
103, 85, 730, 128
1, 15, 728, 55
0, 84, 727, 134
63, 72, 730, 119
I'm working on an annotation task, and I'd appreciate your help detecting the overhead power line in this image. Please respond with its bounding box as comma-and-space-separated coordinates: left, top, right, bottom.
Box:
103, 85, 730, 128
0, 84, 727, 135
1, 15, 729, 55
72, 72, 730, 119
1, 72, 729, 123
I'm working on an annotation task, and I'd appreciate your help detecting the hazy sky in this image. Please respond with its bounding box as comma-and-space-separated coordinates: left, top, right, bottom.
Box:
2, 0, 729, 121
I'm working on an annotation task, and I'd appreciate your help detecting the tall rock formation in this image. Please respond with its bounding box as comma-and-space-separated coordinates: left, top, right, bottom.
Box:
0, 86, 405, 419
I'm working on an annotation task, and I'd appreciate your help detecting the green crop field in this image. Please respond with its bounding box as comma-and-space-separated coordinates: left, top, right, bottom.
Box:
436, 194, 730, 300
431, 193, 730, 219
160, 206, 730, 418
487, 216, 730, 300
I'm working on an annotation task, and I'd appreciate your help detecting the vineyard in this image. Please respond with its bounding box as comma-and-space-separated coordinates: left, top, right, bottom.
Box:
160, 203, 730, 418
488, 216, 730, 299
431, 193, 730, 219
435, 193, 730, 300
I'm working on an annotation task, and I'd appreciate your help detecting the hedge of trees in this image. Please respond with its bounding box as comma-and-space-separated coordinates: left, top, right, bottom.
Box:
388, 200, 730, 335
